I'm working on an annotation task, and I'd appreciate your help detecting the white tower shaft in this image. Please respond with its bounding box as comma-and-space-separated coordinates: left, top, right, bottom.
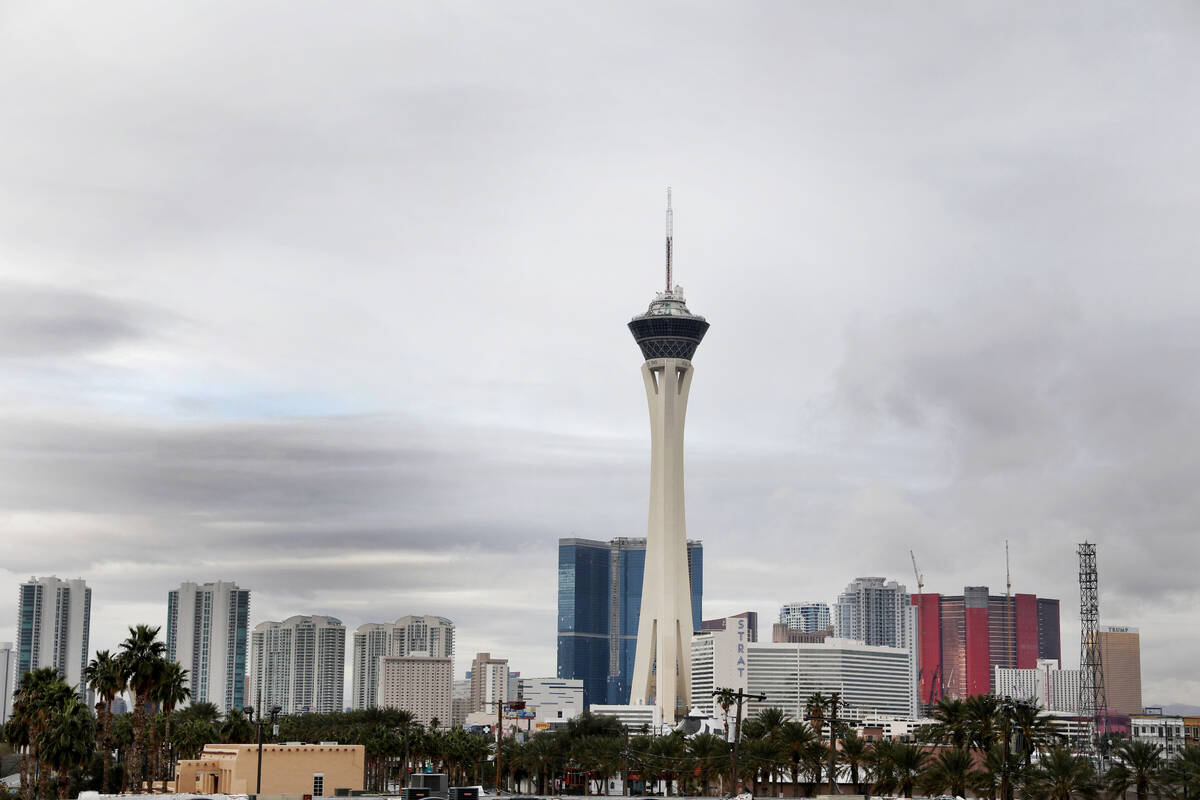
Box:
630, 357, 695, 722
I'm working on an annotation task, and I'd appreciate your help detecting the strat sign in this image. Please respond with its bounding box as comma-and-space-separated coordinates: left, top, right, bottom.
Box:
735, 617, 748, 678
711, 615, 749, 695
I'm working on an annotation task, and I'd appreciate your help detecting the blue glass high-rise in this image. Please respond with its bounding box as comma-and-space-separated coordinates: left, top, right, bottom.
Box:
557, 537, 702, 708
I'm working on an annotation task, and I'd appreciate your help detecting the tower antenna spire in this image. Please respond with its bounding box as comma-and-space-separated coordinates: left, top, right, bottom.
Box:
665, 186, 673, 293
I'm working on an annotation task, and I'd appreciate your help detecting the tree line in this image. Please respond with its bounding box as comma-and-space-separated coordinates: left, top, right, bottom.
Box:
5, 633, 1200, 800
2, 624, 194, 799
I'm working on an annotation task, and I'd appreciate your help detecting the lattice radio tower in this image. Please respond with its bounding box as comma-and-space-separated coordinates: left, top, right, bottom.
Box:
1078, 542, 1108, 761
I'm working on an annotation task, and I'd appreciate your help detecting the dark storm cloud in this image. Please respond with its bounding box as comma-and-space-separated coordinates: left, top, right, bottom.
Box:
0, 414, 643, 564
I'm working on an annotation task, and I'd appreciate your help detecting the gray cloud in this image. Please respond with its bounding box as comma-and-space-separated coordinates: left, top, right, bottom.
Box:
0, 283, 156, 359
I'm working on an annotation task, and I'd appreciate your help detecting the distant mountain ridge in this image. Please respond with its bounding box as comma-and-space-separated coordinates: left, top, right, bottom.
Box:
1156, 703, 1200, 716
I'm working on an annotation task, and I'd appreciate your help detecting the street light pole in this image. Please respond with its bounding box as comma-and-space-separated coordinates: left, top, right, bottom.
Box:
250, 704, 282, 796
246, 707, 263, 796
827, 693, 841, 795
713, 688, 766, 795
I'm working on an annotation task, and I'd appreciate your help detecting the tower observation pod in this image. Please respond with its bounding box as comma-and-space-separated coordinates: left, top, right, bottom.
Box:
627, 189, 709, 723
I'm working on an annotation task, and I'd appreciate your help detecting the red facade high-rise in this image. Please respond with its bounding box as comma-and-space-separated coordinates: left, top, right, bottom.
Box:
914, 587, 1061, 708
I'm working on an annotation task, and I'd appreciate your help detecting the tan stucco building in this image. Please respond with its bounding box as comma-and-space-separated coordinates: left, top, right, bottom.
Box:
175, 743, 364, 796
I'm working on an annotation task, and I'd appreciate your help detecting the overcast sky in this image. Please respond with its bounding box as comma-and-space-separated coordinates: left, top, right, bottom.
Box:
2, 2, 1199, 706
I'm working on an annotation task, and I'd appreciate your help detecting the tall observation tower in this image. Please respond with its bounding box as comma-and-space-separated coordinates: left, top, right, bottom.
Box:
628, 189, 709, 723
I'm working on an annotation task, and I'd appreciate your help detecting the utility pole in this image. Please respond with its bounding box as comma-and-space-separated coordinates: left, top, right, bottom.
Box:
622, 725, 630, 797
483, 698, 522, 793
714, 688, 766, 795
827, 693, 841, 795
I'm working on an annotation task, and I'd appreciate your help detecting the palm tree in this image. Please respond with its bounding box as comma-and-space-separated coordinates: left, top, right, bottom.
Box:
1022, 746, 1099, 800
154, 661, 191, 792
107, 711, 135, 788
839, 730, 868, 794
713, 688, 737, 737
219, 707, 255, 743
755, 707, 788, 794
1108, 740, 1164, 800
871, 741, 928, 799
647, 733, 686, 796
1010, 698, 1064, 764
171, 716, 217, 761
920, 747, 977, 798
866, 739, 896, 797
801, 740, 829, 797
738, 735, 779, 797
36, 693, 96, 799
779, 721, 819, 795
923, 697, 970, 749
84, 650, 127, 794
713, 687, 740, 792
393, 708, 417, 788
5, 667, 76, 800
174, 700, 221, 725
806, 693, 829, 740
965, 694, 1001, 752
972, 744, 1009, 800
117, 624, 167, 792
1160, 746, 1200, 800
685, 732, 729, 796
525, 730, 560, 794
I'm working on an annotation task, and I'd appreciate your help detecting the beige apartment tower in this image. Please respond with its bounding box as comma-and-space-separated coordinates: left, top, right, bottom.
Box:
1098, 626, 1142, 716
352, 615, 454, 710
250, 615, 346, 714
469, 652, 511, 713
627, 191, 709, 723
377, 656, 452, 727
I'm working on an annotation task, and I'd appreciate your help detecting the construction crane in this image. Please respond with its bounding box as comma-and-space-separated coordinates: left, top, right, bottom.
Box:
1005, 541, 1013, 672
910, 551, 928, 707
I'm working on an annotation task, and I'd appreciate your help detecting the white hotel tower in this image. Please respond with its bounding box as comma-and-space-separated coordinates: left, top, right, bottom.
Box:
628, 191, 709, 723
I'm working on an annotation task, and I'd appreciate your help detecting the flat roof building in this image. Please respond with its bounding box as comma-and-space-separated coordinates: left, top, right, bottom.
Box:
914, 587, 1062, 705
745, 639, 916, 721
518, 677, 584, 729
995, 659, 1080, 714
378, 656, 451, 727
16, 577, 91, 701
166, 581, 250, 712
1097, 626, 1142, 716
1130, 712, 1186, 760
352, 615, 454, 710
470, 652, 510, 715
701, 611, 759, 642
0, 642, 13, 725
557, 537, 702, 708
175, 742, 363, 796
250, 616, 345, 715
778, 603, 830, 635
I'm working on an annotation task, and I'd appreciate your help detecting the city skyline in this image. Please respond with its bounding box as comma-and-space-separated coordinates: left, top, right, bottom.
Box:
5, 568, 1142, 716
1, 3, 1198, 707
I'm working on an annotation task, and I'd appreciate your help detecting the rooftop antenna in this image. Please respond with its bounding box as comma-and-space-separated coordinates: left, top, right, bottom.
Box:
1006, 540, 1013, 672
665, 186, 673, 293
